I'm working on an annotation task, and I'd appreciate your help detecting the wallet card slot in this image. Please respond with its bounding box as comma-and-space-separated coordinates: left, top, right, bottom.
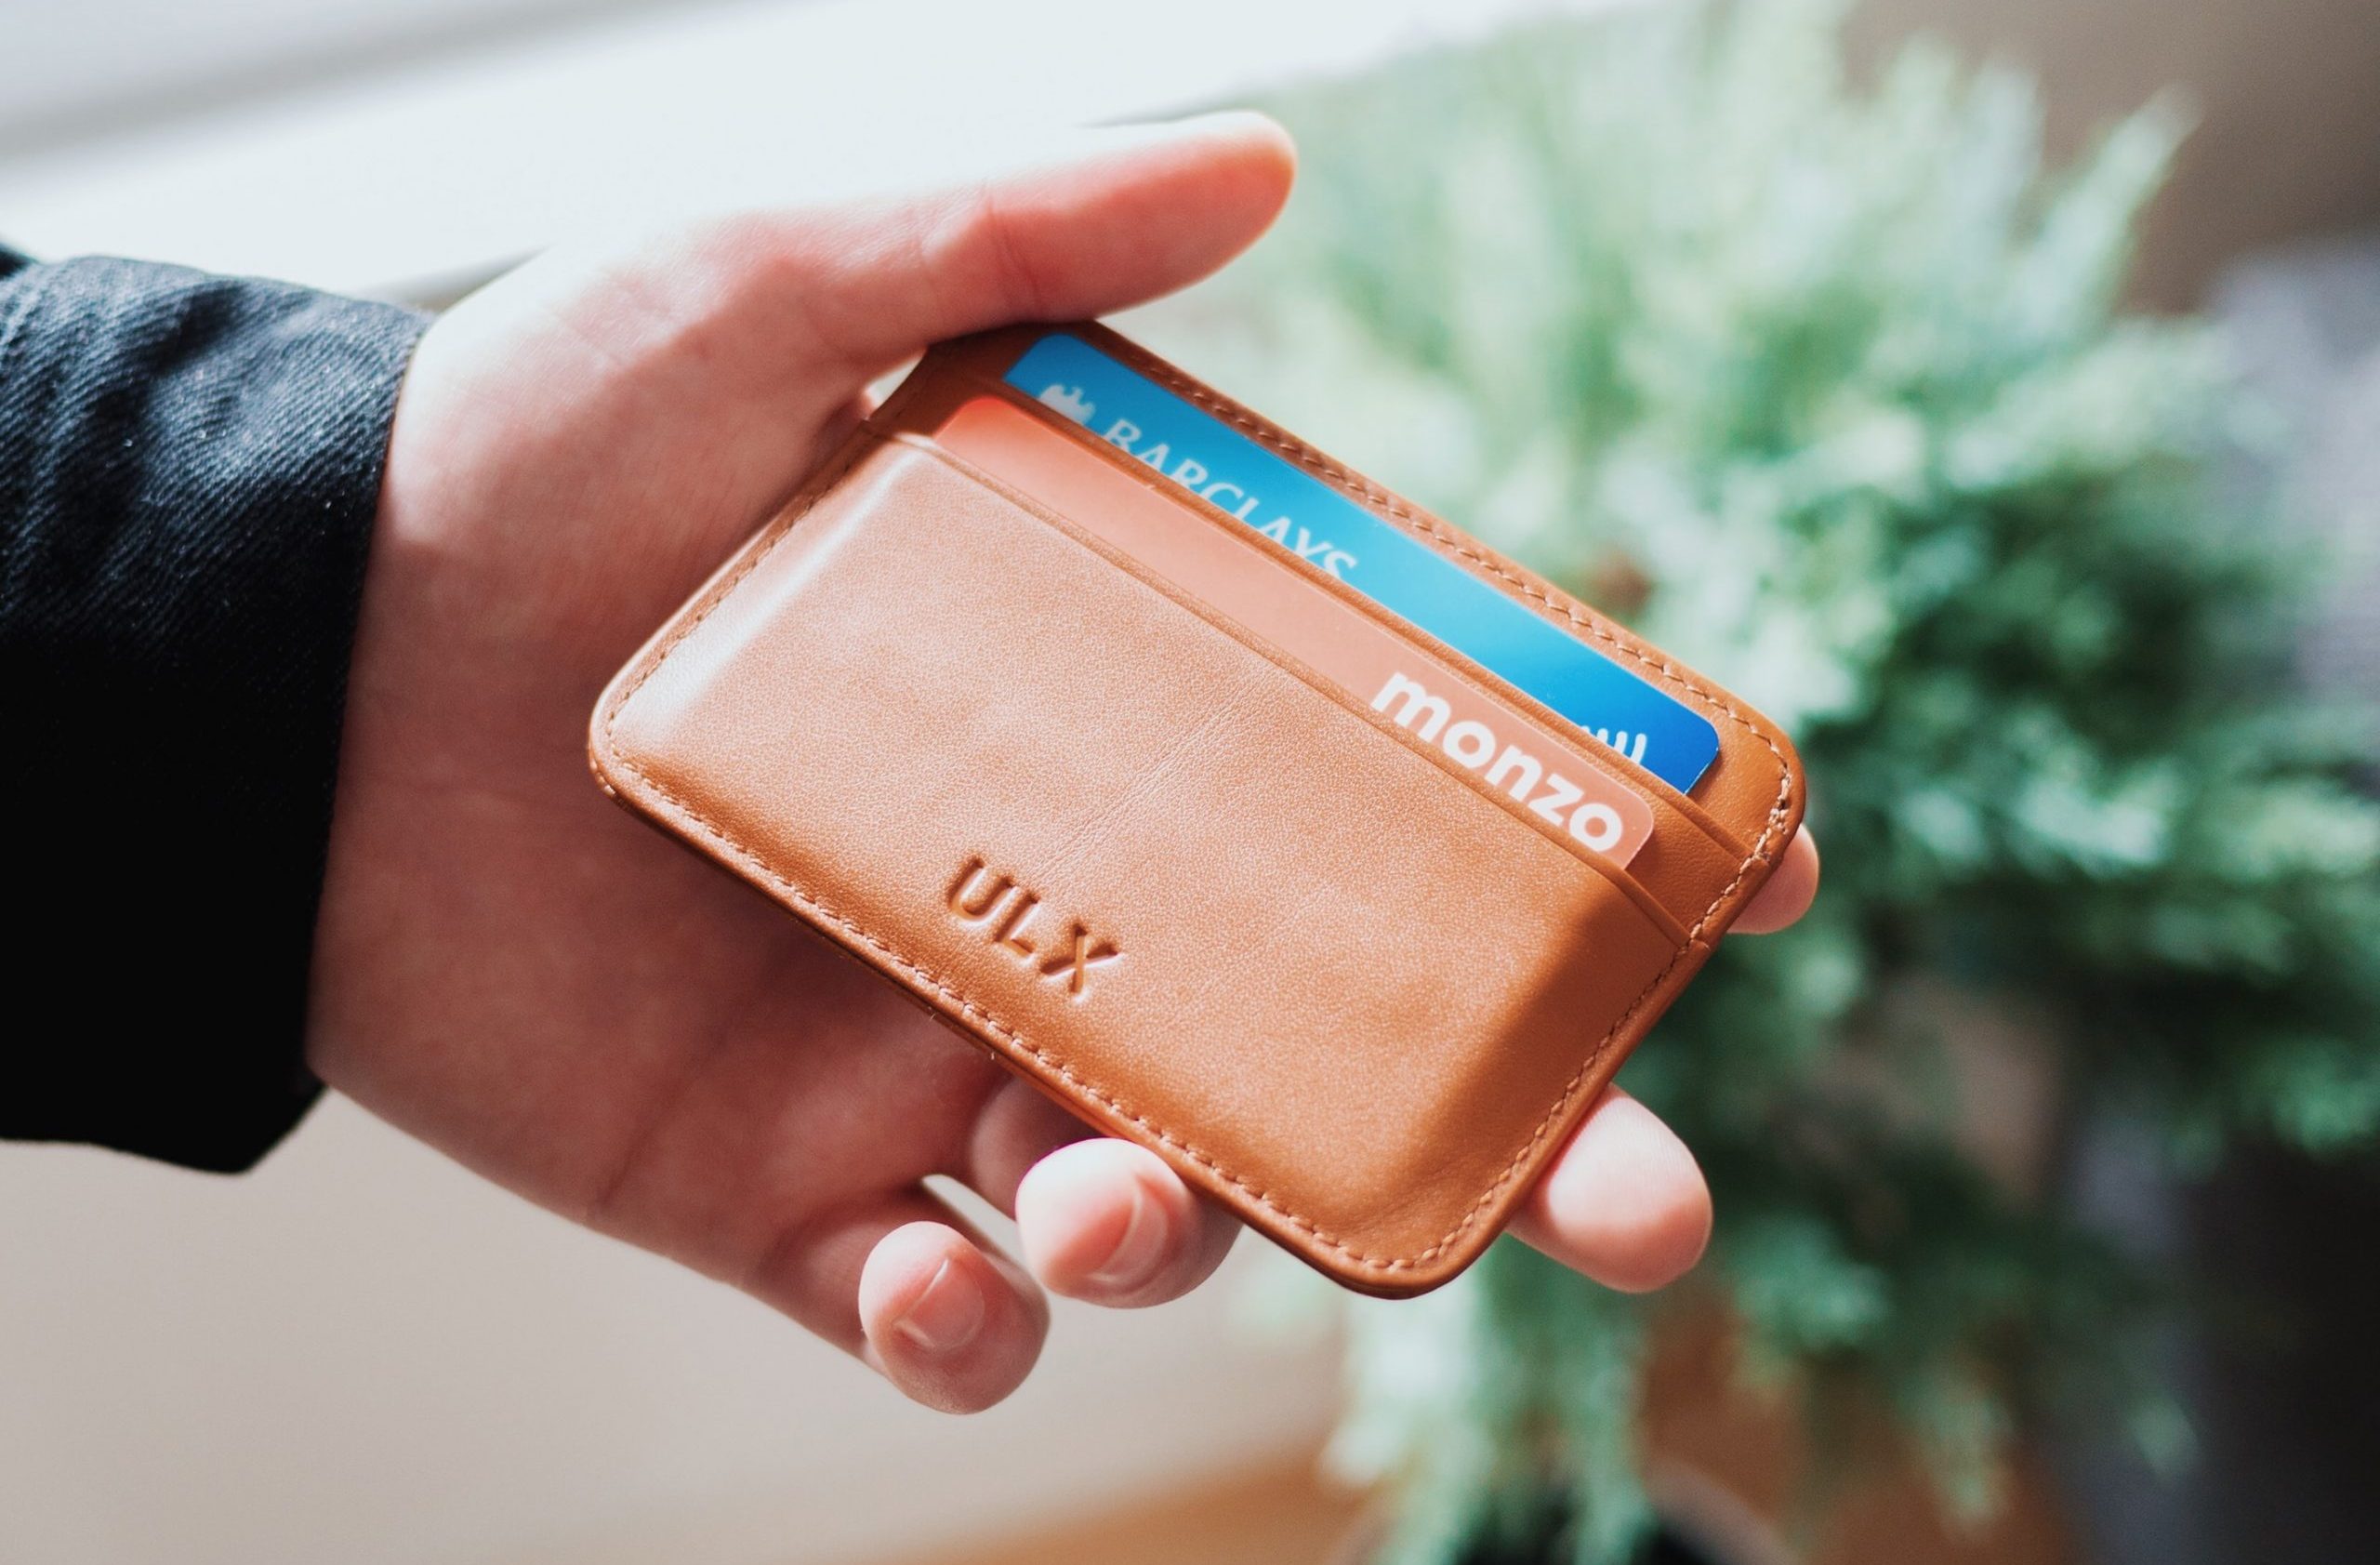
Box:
892, 426, 1688, 945
940, 359, 1760, 847
595, 436, 1700, 1291
1025, 329, 1798, 860
920, 365, 1759, 926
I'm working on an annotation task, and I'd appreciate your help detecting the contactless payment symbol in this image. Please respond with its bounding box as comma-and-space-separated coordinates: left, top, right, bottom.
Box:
1037, 383, 1095, 425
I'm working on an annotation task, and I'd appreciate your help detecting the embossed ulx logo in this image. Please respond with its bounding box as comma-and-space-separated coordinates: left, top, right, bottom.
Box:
945, 856, 1122, 1000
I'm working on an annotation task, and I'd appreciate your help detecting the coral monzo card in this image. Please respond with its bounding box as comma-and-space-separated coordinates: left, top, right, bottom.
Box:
592, 322, 1805, 1296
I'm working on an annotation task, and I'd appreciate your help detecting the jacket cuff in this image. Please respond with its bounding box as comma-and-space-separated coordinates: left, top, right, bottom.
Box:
0, 257, 428, 1171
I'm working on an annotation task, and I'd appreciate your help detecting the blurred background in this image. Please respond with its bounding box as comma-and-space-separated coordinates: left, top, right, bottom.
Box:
3, 2, 2376, 1562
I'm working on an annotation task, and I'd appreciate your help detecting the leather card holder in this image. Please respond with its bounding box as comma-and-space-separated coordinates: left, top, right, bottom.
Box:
590, 324, 1804, 1295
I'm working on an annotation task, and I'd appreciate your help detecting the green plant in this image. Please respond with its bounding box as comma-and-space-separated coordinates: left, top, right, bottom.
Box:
1143, 2, 2380, 1558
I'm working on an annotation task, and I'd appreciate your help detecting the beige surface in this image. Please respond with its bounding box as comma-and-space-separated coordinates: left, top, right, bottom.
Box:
873, 1456, 1366, 1565
0, 1097, 1338, 1565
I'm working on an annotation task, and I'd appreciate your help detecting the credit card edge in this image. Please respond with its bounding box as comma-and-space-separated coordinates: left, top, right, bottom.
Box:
924, 394, 1659, 857
946, 360, 1739, 848
991, 330, 1727, 800
890, 423, 1688, 930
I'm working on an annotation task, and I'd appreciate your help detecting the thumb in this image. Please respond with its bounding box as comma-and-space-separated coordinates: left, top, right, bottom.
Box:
690, 111, 1297, 391
384, 112, 1294, 633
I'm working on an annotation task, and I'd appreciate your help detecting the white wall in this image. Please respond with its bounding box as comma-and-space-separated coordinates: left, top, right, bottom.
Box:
0, 0, 1628, 300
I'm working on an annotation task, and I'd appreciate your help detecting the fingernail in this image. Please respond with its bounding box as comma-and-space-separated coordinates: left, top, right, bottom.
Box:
1087, 1183, 1168, 1292
892, 1259, 985, 1355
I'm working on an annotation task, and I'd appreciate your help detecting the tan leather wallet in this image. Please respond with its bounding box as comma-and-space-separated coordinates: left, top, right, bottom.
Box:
589, 324, 1804, 1296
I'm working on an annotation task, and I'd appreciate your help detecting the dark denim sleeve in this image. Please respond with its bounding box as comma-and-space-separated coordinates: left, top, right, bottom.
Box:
0, 249, 428, 1171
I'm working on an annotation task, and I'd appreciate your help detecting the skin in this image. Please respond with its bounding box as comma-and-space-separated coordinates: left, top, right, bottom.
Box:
309, 113, 1821, 1415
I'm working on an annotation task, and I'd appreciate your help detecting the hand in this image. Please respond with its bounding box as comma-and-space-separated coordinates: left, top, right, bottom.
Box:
310, 113, 1820, 1413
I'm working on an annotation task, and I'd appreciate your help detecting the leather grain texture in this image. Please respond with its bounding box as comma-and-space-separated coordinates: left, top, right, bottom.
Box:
590, 324, 1804, 1295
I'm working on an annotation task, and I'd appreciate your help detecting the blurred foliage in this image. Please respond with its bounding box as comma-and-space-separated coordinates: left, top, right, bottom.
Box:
1143, 1, 2380, 1558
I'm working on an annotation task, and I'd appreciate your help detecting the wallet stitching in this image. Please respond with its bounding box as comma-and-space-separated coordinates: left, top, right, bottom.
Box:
602, 400, 1796, 1276
1116, 351, 1791, 820
934, 370, 1751, 866
889, 429, 1691, 944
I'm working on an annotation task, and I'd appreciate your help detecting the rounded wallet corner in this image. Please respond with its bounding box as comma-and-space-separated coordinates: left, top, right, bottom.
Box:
586, 667, 651, 809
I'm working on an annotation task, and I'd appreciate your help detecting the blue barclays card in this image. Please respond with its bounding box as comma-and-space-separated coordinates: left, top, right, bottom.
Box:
1003, 333, 1722, 794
